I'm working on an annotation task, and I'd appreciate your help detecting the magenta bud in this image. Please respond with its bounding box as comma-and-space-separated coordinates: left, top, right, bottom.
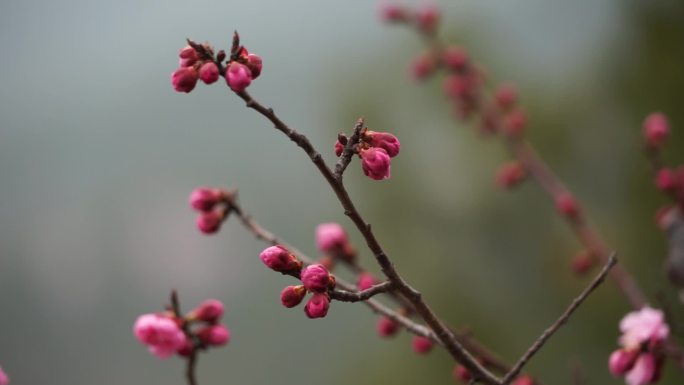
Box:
643, 112, 669, 149
171, 67, 199, 93
410, 52, 436, 81
0, 367, 9, 385
625, 353, 657, 385
609, 349, 639, 376
511, 375, 535, 385
280, 285, 307, 308
226, 61, 253, 92
198, 324, 231, 346
176, 338, 195, 357
655, 168, 677, 192
196, 211, 224, 234
453, 365, 471, 382
304, 293, 330, 319
189, 187, 222, 212
503, 108, 526, 137
379, 2, 407, 23
360, 148, 391, 180
555, 193, 580, 219
334, 140, 345, 157
411, 335, 434, 354
246, 54, 262, 78
416, 4, 440, 34
315, 223, 349, 254
357, 272, 376, 291
179, 46, 199, 67
133, 313, 188, 359
495, 83, 518, 110
571, 251, 594, 276
442, 46, 469, 71
199, 62, 220, 84
367, 131, 400, 158
301, 264, 332, 292
377, 316, 399, 338
495, 162, 526, 189
259, 245, 302, 272
191, 299, 224, 323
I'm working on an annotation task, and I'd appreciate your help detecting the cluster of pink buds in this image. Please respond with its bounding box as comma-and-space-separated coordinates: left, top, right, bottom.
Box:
645, 113, 684, 222
260, 246, 336, 319
335, 127, 401, 180
379, 2, 440, 35
608, 307, 669, 385
133, 297, 230, 360
189, 187, 235, 234
171, 33, 262, 94
0, 367, 8, 385
315, 223, 357, 263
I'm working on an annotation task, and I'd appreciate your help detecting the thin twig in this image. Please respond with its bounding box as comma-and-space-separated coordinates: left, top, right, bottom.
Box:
330, 281, 394, 302
334, 118, 365, 179
185, 351, 198, 385
500, 253, 617, 384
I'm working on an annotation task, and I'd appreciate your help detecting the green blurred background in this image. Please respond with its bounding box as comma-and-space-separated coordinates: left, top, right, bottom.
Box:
1, 0, 683, 384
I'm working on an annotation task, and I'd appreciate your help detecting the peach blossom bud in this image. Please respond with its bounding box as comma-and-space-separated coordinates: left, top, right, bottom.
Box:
133, 313, 188, 359
379, 2, 408, 22
334, 140, 345, 156
609, 349, 639, 376
503, 108, 526, 136
511, 375, 535, 385
280, 285, 307, 308
555, 193, 580, 219
625, 353, 657, 385
377, 316, 400, 337
179, 46, 198, 67
357, 272, 376, 291
453, 365, 471, 382
259, 245, 302, 272
191, 299, 224, 323
198, 324, 231, 346
410, 52, 436, 81
442, 46, 469, 71
367, 131, 401, 158
176, 338, 194, 357
196, 211, 223, 234
316, 223, 348, 253
246, 54, 262, 78
495, 83, 518, 110
655, 168, 677, 192
643, 112, 669, 149
571, 251, 594, 276
416, 4, 440, 34
360, 148, 391, 180
225, 61, 253, 92
189, 188, 222, 212
412, 335, 434, 354
495, 161, 526, 189
0, 367, 8, 385
301, 264, 332, 292
199, 62, 220, 84
304, 293, 330, 319
171, 67, 199, 93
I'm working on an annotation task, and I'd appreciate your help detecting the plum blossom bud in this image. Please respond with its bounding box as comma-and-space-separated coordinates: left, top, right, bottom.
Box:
609, 349, 639, 376
0, 367, 8, 385
503, 108, 526, 136
453, 365, 471, 382
377, 316, 399, 337
190, 299, 224, 323
360, 148, 391, 180
246, 54, 262, 79
571, 250, 595, 276
357, 272, 376, 291
379, 2, 407, 22
179, 46, 198, 67
177, 338, 194, 357
189, 188, 222, 212
416, 4, 440, 34
280, 285, 307, 308
495, 83, 518, 110
304, 293, 330, 319
367, 131, 401, 158
198, 324, 231, 346
442, 46, 469, 72
171, 67, 199, 93
655, 168, 677, 192
555, 193, 580, 219
511, 375, 535, 385
316, 223, 348, 253
443, 74, 474, 98
133, 313, 188, 359
412, 335, 434, 354
259, 245, 302, 272
301, 264, 332, 292
196, 210, 224, 234
199, 62, 220, 84
226, 61, 253, 92
625, 353, 657, 385
495, 161, 526, 189
334, 140, 345, 156
410, 52, 436, 81
643, 112, 669, 149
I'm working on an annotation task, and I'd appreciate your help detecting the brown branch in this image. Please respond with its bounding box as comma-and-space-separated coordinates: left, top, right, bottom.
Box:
329, 281, 394, 302
169, 290, 199, 385
500, 254, 617, 384
334, 118, 365, 179
185, 351, 198, 385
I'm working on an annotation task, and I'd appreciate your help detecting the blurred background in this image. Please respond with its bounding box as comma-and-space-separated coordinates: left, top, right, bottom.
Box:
1, 0, 683, 384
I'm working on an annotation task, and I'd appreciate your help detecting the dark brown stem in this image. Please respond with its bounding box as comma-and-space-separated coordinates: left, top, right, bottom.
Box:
329, 281, 394, 302
500, 254, 617, 384
186, 351, 198, 385
334, 118, 364, 179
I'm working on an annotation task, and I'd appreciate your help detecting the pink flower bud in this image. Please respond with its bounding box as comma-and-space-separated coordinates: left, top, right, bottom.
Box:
555, 193, 580, 219
453, 365, 471, 382
411, 335, 434, 354
199, 62, 220, 84
225, 61, 253, 92
334, 140, 345, 156
357, 272, 376, 291
367, 131, 401, 158
503, 108, 526, 136
304, 293, 330, 319
177, 338, 195, 357
410, 52, 436, 81
171, 67, 199, 93
643, 112, 669, 149
179, 46, 198, 67
133, 313, 188, 359
443, 74, 474, 98
0, 367, 9, 385
360, 148, 391, 180
198, 324, 231, 346
280, 285, 307, 308
379, 2, 407, 22
416, 4, 440, 34
655, 168, 677, 192
495, 162, 526, 189
191, 299, 224, 323
442, 46, 469, 71
189, 187, 222, 212
625, 353, 657, 385
377, 316, 400, 337
301, 264, 332, 292
609, 349, 639, 376
315, 223, 349, 254
318, 255, 336, 271
196, 210, 224, 234
571, 251, 594, 276
495, 83, 518, 110
246, 54, 263, 79
259, 245, 302, 272
511, 375, 535, 385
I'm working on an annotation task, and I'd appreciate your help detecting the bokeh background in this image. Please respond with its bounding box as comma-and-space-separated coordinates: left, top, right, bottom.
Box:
1, 0, 683, 384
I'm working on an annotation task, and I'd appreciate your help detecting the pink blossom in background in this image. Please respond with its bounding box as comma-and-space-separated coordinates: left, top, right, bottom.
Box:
0, 366, 9, 385
189, 187, 222, 212
191, 299, 224, 323
411, 335, 434, 354
315, 223, 348, 253
133, 313, 187, 359
376, 316, 399, 338
643, 112, 670, 149
357, 272, 376, 291
198, 324, 231, 346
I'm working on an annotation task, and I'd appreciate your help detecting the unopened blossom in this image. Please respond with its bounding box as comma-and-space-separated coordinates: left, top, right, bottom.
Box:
377, 316, 399, 337
259, 245, 302, 272
571, 250, 595, 276
334, 140, 345, 157
367, 131, 401, 158
189, 187, 222, 212
410, 52, 436, 80
503, 108, 526, 136
495, 83, 518, 110
190, 299, 224, 323
300, 264, 332, 292
442, 46, 469, 71
304, 293, 330, 319
411, 335, 434, 354
555, 193, 580, 219
198, 324, 231, 346
196, 210, 224, 234
443, 74, 476, 98
246, 54, 262, 78
643, 112, 669, 149
495, 161, 526, 189
199, 62, 220, 84
226, 61, 252, 92
178, 46, 198, 67
625, 353, 658, 385
379, 2, 407, 22
453, 365, 471, 382
655, 169, 676, 192
357, 272, 376, 291
609, 349, 640, 376
171, 67, 199, 93
133, 313, 187, 359
0, 367, 8, 385
360, 147, 391, 180
280, 285, 307, 308
315, 223, 348, 253
416, 3, 440, 34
